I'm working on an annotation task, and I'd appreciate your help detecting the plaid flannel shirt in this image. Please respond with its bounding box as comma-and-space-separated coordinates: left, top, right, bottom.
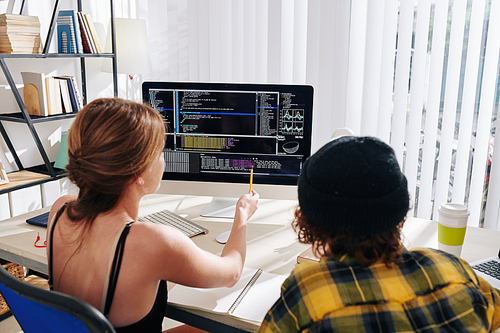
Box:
258, 247, 500, 333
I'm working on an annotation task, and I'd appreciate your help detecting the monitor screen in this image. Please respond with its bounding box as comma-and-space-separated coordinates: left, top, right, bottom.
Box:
142, 81, 314, 191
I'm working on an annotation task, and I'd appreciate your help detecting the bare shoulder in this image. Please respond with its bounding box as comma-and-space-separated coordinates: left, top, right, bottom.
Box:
53, 194, 76, 207
48, 195, 77, 224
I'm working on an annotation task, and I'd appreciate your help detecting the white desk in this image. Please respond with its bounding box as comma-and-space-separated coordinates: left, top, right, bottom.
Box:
401, 216, 499, 263
0, 194, 499, 332
0, 206, 50, 275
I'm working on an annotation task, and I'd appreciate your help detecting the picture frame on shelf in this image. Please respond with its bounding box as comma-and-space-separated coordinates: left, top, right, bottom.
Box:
0, 161, 8, 185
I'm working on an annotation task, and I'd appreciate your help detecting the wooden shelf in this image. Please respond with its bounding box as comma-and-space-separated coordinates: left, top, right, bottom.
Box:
0, 170, 50, 193
0, 162, 67, 195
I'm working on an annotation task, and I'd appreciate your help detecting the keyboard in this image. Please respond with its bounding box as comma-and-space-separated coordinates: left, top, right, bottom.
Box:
471, 260, 500, 280
139, 209, 209, 238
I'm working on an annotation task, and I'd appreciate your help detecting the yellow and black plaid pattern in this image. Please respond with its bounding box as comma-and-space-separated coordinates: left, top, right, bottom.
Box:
258, 248, 500, 332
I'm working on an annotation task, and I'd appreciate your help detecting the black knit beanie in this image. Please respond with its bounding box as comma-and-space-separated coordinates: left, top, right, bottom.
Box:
298, 136, 409, 236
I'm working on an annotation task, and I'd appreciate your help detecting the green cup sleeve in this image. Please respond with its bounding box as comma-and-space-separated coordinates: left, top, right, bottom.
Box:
438, 224, 466, 246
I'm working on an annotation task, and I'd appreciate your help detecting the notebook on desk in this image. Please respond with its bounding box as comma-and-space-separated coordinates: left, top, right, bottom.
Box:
470, 250, 500, 289
26, 211, 49, 227
168, 267, 286, 322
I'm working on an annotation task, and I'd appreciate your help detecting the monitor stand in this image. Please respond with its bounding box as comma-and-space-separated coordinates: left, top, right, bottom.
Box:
200, 197, 239, 218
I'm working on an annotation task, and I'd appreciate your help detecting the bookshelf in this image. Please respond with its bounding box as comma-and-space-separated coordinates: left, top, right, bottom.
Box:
0, 0, 118, 195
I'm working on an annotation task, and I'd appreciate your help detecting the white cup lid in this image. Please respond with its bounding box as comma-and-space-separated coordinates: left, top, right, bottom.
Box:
438, 203, 470, 217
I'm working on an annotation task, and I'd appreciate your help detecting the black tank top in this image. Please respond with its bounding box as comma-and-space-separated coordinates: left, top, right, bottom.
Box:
48, 204, 167, 332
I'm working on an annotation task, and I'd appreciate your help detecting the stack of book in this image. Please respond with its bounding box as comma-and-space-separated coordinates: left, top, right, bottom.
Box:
0, 13, 42, 54
21, 71, 83, 116
57, 10, 102, 54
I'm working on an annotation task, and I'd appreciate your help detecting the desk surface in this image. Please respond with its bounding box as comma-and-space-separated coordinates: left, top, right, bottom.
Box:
0, 194, 499, 332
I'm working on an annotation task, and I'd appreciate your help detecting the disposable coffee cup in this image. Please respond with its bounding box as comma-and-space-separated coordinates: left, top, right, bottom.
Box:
437, 203, 469, 257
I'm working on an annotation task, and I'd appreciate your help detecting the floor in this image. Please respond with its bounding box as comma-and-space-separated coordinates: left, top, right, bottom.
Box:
0, 315, 184, 332
0, 275, 184, 332
1, 315, 184, 332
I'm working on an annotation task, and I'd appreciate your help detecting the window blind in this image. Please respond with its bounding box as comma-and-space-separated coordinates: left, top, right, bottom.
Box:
106, 0, 500, 228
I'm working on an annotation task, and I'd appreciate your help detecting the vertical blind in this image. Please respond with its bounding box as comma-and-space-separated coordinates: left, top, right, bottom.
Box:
104, 0, 500, 228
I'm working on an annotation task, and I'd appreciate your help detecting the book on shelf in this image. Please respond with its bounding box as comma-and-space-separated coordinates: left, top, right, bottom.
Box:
0, 13, 40, 22
58, 10, 82, 53
83, 13, 102, 53
0, 34, 41, 44
45, 77, 62, 115
0, 35, 42, 53
0, 25, 40, 34
22, 72, 80, 116
297, 246, 321, 264
57, 24, 73, 53
77, 12, 94, 53
54, 76, 81, 112
56, 78, 73, 113
168, 267, 286, 323
0, 13, 41, 54
0, 13, 40, 32
69, 76, 83, 109
57, 16, 77, 53
55, 11, 101, 54
21, 72, 49, 116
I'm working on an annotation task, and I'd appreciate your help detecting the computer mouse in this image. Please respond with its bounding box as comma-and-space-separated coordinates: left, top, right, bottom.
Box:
216, 230, 231, 244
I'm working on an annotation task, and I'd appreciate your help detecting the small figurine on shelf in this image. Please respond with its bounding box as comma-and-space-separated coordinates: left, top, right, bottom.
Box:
0, 160, 8, 185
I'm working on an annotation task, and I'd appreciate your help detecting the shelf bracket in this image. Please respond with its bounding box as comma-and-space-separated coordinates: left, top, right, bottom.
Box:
44, 0, 61, 55
0, 121, 23, 170
110, 0, 118, 97
74, 0, 117, 102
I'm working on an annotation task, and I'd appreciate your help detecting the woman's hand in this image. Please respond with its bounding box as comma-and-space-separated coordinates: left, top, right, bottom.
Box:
234, 190, 259, 223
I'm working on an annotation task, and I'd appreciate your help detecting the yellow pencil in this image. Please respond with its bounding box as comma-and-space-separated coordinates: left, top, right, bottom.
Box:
249, 167, 254, 193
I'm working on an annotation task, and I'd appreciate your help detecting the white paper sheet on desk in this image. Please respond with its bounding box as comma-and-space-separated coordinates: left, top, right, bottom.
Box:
168, 267, 287, 322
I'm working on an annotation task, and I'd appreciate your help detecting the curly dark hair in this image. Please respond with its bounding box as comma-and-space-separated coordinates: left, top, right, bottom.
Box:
292, 206, 405, 267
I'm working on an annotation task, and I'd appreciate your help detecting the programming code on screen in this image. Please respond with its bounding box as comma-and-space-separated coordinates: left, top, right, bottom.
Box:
143, 82, 313, 186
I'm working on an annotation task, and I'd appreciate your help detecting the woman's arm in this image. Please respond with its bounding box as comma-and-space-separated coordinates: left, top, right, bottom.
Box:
220, 190, 259, 277
139, 191, 259, 288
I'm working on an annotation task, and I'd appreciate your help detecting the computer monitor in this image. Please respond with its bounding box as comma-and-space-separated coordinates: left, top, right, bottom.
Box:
142, 81, 314, 217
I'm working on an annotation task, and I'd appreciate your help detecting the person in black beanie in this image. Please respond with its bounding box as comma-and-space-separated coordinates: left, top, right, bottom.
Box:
259, 136, 500, 333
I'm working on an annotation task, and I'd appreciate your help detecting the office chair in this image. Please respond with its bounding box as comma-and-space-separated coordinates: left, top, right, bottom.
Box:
0, 265, 116, 333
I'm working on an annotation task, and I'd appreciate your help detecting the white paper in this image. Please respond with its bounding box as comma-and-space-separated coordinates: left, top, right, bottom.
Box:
230, 271, 286, 322
168, 267, 286, 322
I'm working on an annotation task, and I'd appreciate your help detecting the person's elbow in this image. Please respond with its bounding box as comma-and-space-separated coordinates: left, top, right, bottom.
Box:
224, 266, 243, 288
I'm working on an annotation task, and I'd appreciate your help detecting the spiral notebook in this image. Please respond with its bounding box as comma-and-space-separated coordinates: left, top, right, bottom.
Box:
168, 267, 287, 322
